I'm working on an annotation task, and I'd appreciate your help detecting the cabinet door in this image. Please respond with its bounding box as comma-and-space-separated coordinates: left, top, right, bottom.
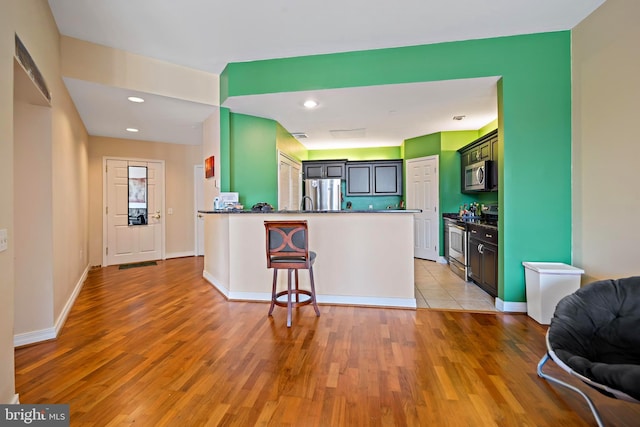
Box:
346, 164, 372, 195
468, 237, 482, 283
325, 163, 345, 179
481, 243, 498, 296
304, 164, 324, 179
373, 162, 402, 195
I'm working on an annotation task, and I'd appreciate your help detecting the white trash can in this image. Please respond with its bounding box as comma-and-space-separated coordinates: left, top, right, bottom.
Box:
522, 262, 585, 325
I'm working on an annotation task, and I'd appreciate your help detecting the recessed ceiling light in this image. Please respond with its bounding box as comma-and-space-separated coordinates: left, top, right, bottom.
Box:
126, 128, 139, 132
127, 96, 145, 103
303, 100, 318, 109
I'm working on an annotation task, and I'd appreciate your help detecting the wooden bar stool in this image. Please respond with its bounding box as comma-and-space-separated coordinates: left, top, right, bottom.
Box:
264, 220, 320, 327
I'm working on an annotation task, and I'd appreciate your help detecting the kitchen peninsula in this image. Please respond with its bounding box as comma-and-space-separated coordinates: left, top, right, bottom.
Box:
200, 209, 420, 308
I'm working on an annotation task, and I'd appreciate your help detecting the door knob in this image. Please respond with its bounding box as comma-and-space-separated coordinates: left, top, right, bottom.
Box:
152, 211, 161, 219
197, 214, 203, 218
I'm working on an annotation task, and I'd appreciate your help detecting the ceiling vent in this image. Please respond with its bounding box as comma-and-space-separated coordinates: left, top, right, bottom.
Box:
291, 132, 308, 139
330, 128, 366, 139
15, 34, 51, 103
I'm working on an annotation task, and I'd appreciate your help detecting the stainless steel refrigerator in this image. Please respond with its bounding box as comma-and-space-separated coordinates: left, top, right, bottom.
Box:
303, 179, 341, 211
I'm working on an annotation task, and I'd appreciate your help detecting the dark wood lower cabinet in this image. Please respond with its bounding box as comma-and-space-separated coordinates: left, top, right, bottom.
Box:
467, 225, 498, 297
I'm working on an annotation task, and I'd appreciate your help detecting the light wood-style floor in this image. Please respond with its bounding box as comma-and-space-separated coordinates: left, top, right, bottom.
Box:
15, 257, 640, 426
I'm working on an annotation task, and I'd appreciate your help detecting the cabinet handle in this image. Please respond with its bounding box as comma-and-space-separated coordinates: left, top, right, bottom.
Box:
485, 234, 493, 238
478, 243, 484, 254
471, 230, 477, 234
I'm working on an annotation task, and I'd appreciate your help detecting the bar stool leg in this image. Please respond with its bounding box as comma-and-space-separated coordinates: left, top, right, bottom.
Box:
294, 270, 300, 303
309, 265, 320, 317
268, 269, 278, 316
287, 268, 293, 327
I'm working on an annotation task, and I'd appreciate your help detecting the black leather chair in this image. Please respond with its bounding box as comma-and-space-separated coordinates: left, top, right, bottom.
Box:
264, 220, 320, 327
537, 277, 640, 426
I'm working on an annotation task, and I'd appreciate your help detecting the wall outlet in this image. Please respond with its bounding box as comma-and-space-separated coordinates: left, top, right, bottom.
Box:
168, 208, 173, 215
0, 229, 7, 252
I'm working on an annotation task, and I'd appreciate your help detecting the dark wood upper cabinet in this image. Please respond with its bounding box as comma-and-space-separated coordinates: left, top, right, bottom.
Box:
345, 160, 403, 196
302, 160, 346, 179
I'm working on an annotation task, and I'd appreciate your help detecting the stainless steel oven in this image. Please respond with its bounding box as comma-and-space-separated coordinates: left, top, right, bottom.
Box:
448, 223, 468, 280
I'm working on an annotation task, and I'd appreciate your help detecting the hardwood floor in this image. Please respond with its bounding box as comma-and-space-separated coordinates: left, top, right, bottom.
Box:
15, 257, 639, 426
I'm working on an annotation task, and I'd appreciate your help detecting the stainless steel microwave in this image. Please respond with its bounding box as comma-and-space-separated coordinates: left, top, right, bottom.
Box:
464, 160, 492, 191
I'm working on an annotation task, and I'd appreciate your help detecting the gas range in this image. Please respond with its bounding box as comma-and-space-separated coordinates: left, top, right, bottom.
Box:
442, 213, 498, 228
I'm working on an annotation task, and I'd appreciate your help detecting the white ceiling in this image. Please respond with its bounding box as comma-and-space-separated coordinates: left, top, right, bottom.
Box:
48, 0, 606, 148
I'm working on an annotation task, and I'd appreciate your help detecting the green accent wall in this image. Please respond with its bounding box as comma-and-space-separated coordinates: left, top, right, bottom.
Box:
221, 31, 573, 304
219, 107, 231, 192
308, 146, 401, 160
403, 130, 498, 257
229, 113, 278, 208
276, 123, 308, 162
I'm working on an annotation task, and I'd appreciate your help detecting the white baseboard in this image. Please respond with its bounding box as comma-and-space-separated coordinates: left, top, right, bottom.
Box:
203, 270, 230, 298
437, 256, 448, 264
496, 298, 527, 313
11, 394, 20, 404
14, 264, 89, 347
317, 295, 417, 308
166, 251, 195, 259
202, 271, 417, 308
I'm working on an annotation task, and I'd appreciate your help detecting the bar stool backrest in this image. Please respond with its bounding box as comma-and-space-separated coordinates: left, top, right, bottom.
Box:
264, 221, 311, 270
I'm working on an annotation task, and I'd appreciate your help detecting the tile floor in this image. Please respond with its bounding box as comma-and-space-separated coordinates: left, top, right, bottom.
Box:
414, 259, 498, 312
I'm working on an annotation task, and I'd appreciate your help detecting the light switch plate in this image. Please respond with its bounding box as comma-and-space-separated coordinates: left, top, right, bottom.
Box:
0, 229, 7, 252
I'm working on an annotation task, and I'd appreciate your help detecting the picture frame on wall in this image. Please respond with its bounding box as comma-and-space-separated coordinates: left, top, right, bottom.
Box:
205, 156, 214, 178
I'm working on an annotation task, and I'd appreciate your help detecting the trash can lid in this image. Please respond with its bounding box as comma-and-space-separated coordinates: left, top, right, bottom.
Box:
522, 262, 585, 275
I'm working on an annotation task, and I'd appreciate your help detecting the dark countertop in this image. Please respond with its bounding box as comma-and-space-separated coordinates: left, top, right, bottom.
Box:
199, 209, 421, 214
443, 213, 498, 230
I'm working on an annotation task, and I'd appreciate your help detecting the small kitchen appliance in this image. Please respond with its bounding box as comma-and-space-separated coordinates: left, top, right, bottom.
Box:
214, 192, 240, 210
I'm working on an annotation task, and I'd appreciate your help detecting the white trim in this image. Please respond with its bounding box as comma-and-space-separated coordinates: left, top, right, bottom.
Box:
203, 270, 230, 298
12, 394, 20, 404
437, 256, 448, 264
166, 251, 195, 259
317, 295, 417, 309
194, 165, 205, 256
14, 264, 89, 347
14, 327, 56, 347
495, 298, 527, 313
202, 271, 417, 309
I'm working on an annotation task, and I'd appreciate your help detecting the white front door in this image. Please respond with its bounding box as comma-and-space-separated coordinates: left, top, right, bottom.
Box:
194, 165, 205, 256
406, 156, 439, 260
104, 159, 165, 266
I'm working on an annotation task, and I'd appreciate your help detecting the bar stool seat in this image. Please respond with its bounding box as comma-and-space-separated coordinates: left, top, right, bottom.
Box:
264, 220, 320, 327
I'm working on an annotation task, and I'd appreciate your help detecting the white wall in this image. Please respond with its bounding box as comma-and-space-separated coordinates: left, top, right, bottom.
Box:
572, 0, 640, 282
0, 0, 90, 403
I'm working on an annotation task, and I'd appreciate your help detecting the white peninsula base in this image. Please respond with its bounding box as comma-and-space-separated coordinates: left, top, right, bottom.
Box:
202, 211, 417, 309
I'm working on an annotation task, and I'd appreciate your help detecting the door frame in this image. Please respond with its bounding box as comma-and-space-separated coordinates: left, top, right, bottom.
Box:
102, 156, 167, 266
405, 155, 440, 261
194, 164, 205, 256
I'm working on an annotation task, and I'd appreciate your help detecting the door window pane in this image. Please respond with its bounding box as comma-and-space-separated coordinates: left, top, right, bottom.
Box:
128, 166, 147, 225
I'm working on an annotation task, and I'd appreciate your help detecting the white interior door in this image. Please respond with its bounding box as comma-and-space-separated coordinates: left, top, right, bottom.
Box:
194, 165, 205, 256
406, 156, 439, 260
104, 159, 165, 266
